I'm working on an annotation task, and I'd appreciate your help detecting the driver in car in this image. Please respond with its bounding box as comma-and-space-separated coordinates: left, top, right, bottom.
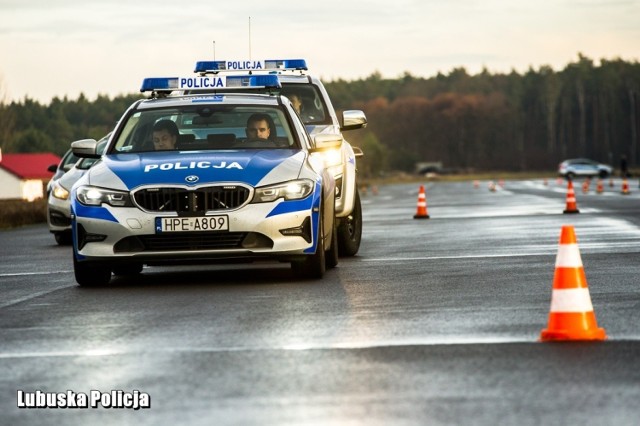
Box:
245, 113, 275, 141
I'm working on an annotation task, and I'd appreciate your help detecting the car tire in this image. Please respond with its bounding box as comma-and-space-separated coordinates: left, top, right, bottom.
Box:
73, 254, 111, 287
599, 170, 609, 178
325, 217, 339, 270
566, 172, 575, 180
54, 231, 72, 246
337, 190, 362, 257
112, 264, 143, 276
292, 211, 326, 279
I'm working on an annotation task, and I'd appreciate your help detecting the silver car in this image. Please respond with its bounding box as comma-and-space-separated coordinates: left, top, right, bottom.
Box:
192, 59, 368, 256
47, 134, 110, 244
558, 158, 613, 179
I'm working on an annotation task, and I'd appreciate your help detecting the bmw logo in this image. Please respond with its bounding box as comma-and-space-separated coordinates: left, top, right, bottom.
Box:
185, 175, 199, 184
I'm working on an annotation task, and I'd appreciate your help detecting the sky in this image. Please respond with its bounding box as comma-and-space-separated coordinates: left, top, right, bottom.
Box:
0, 0, 639, 104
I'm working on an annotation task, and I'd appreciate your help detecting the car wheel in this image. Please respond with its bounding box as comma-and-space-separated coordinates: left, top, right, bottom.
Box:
54, 231, 72, 246
325, 217, 339, 270
566, 172, 575, 180
291, 211, 326, 279
599, 170, 609, 178
73, 254, 111, 287
337, 190, 362, 257
113, 263, 143, 276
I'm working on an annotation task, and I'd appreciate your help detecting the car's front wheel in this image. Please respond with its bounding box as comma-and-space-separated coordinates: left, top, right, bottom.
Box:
337, 190, 362, 256
292, 212, 326, 279
73, 255, 111, 287
325, 217, 339, 270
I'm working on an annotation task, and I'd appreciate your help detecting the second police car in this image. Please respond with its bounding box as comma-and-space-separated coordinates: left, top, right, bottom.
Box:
70, 73, 341, 286
190, 59, 368, 256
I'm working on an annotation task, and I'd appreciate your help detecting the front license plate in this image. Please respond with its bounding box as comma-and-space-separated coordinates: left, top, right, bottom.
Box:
156, 216, 229, 233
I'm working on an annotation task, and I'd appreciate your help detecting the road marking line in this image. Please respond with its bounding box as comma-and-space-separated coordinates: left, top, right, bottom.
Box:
0, 270, 71, 277
0, 284, 71, 309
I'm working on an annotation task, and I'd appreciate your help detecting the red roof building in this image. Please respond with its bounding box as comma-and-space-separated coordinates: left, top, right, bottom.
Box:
0, 153, 61, 180
0, 152, 62, 201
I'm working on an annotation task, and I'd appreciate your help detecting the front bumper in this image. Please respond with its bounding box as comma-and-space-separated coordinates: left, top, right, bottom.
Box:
72, 197, 320, 264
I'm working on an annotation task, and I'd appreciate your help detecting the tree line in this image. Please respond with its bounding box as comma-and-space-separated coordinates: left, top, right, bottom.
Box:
326, 54, 640, 175
1, 54, 639, 176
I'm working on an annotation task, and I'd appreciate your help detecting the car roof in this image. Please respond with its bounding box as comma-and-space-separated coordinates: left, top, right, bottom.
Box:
135, 92, 283, 110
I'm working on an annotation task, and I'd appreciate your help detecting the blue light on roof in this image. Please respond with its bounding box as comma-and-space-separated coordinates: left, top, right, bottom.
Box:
193, 61, 227, 72
193, 59, 308, 73
226, 75, 281, 89
264, 59, 307, 70
140, 74, 281, 92
140, 77, 179, 92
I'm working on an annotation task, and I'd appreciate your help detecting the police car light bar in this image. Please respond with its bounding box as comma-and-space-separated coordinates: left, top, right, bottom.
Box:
140, 75, 281, 92
193, 59, 308, 73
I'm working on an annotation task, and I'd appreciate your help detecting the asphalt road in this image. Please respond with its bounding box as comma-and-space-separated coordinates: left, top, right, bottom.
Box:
1, 178, 640, 425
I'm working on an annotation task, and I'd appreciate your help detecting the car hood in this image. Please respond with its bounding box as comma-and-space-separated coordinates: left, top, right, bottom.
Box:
58, 167, 89, 190
83, 150, 307, 191
306, 124, 341, 136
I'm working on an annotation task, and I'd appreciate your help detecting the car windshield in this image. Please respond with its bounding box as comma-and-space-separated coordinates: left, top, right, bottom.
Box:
109, 105, 297, 154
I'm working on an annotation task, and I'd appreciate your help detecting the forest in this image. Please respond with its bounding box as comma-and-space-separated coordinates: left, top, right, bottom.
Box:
1, 54, 639, 177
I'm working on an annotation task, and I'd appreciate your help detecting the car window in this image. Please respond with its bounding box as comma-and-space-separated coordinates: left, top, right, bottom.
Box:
111, 105, 298, 153
61, 150, 79, 171
281, 85, 329, 125
77, 136, 109, 170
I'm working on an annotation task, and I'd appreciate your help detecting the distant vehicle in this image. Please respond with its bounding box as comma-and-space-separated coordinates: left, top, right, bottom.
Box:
47, 134, 110, 245
558, 158, 612, 179
46, 149, 79, 194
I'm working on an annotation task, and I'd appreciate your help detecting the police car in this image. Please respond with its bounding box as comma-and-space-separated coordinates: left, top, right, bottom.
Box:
190, 59, 367, 256
69, 74, 339, 286
47, 133, 110, 245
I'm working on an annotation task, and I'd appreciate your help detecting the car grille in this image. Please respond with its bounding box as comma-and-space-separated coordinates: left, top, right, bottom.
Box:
141, 232, 248, 251
114, 232, 249, 252
133, 186, 251, 213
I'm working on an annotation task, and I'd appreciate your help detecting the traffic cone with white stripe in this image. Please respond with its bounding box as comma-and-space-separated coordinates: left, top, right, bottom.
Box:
413, 185, 430, 219
540, 225, 606, 341
563, 180, 580, 214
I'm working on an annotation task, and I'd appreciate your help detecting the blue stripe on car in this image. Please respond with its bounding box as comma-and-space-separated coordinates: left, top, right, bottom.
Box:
103, 150, 301, 189
74, 203, 118, 223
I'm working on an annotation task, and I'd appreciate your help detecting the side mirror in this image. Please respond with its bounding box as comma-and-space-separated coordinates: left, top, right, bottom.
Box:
341, 110, 367, 131
47, 164, 58, 173
352, 146, 364, 158
71, 139, 100, 159
311, 134, 343, 152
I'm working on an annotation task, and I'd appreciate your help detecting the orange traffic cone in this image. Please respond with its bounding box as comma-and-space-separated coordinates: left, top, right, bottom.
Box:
540, 226, 606, 341
581, 179, 590, 194
413, 185, 430, 219
563, 180, 580, 214
621, 178, 630, 195
596, 179, 604, 194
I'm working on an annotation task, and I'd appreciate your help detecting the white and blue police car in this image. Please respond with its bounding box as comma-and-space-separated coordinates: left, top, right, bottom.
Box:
69, 74, 339, 286
190, 59, 368, 256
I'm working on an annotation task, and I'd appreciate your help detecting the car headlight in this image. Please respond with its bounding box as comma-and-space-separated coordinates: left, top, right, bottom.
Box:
76, 186, 133, 207
316, 148, 343, 168
51, 182, 70, 200
251, 179, 314, 203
